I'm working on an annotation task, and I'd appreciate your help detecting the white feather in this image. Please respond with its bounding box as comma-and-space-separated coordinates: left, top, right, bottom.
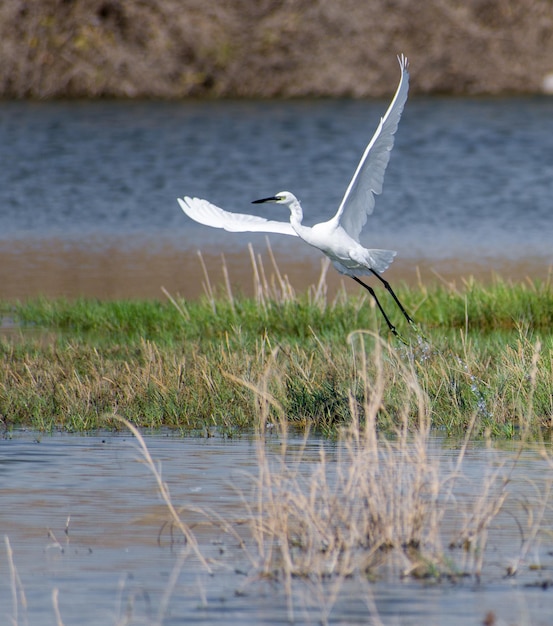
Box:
178, 197, 298, 236
334, 54, 409, 240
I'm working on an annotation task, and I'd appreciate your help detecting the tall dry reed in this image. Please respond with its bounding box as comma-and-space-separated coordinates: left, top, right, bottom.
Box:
224, 330, 541, 620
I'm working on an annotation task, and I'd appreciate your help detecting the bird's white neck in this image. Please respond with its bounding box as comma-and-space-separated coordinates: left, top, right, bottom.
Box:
287, 197, 304, 228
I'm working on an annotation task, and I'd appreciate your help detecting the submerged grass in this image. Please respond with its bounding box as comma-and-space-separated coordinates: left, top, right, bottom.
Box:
0, 253, 552, 437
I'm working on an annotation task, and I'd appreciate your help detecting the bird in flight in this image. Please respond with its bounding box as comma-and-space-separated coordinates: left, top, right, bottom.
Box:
178, 54, 415, 339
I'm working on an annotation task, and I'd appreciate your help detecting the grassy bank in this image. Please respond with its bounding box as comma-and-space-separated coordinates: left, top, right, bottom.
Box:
0, 276, 551, 437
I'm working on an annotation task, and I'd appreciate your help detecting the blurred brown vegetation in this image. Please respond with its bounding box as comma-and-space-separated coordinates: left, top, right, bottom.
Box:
1, 0, 553, 98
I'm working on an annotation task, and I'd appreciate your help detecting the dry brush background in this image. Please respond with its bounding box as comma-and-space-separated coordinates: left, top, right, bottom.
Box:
1, 0, 553, 99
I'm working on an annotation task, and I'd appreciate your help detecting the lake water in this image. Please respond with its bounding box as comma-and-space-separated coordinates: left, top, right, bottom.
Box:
1, 431, 553, 626
0, 97, 552, 299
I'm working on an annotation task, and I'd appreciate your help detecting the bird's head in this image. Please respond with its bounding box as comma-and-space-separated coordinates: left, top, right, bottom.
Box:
252, 191, 303, 223
252, 191, 297, 206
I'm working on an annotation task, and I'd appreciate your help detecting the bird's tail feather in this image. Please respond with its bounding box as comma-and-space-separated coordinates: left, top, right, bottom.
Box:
368, 249, 397, 273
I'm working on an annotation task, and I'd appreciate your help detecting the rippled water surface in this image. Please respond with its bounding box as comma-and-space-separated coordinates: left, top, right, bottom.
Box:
1, 432, 553, 625
0, 97, 551, 298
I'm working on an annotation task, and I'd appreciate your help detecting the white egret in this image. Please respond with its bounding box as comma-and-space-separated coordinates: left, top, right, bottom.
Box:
178, 54, 414, 339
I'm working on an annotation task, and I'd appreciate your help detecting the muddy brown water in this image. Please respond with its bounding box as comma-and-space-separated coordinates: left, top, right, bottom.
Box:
1, 432, 553, 625
0, 238, 551, 301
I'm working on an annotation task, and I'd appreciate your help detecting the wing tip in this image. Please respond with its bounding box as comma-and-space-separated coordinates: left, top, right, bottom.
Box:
397, 53, 409, 72
177, 196, 192, 212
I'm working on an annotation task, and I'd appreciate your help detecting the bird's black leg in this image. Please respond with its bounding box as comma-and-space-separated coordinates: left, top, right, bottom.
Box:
369, 269, 415, 326
351, 276, 403, 339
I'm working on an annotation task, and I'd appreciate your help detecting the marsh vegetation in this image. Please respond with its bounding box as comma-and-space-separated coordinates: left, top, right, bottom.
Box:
1, 256, 551, 437
2, 258, 553, 624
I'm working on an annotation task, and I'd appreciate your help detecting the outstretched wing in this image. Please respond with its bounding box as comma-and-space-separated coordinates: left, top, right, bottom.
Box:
178, 197, 298, 236
334, 54, 409, 240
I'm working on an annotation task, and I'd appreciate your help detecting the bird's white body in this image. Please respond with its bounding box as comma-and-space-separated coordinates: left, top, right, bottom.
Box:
282, 192, 396, 276
178, 54, 409, 282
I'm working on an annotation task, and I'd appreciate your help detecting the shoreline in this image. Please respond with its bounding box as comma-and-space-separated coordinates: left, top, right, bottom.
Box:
0, 238, 551, 301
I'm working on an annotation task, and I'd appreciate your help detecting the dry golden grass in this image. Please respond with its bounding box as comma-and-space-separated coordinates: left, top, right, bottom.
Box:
100, 331, 551, 622
237, 335, 489, 583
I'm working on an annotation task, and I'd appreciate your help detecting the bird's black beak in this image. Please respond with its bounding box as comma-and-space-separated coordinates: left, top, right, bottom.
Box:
252, 196, 278, 204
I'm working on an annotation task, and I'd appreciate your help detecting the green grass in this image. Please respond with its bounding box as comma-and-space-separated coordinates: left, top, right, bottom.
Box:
5, 276, 553, 342
0, 277, 551, 436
